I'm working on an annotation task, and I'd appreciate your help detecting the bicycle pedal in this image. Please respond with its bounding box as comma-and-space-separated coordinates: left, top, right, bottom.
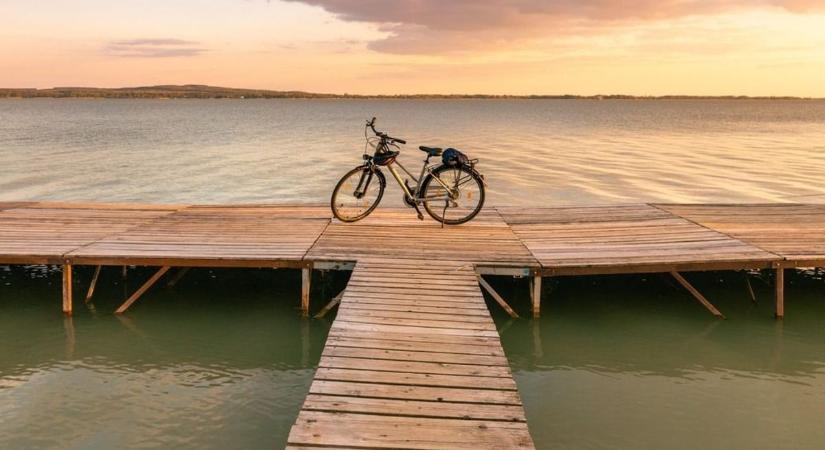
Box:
416, 211, 424, 220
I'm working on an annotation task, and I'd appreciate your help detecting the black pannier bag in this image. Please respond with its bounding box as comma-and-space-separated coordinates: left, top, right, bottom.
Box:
442, 148, 469, 167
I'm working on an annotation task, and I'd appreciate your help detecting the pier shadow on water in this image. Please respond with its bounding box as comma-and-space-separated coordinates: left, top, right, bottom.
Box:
0, 266, 346, 450
488, 271, 825, 450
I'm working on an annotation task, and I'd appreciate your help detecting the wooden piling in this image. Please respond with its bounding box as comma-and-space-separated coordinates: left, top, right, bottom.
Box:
62, 264, 73, 315
531, 275, 542, 318
775, 267, 784, 319
301, 266, 311, 317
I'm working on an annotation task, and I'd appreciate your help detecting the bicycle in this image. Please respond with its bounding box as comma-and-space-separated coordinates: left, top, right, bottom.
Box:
331, 117, 486, 225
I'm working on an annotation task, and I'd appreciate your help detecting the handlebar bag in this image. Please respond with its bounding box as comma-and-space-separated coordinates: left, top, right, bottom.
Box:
442, 148, 470, 167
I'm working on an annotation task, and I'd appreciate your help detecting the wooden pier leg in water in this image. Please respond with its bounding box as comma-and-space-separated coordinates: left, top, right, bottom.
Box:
115, 266, 170, 314
477, 275, 519, 318
62, 264, 73, 316
167, 267, 190, 287
86, 265, 102, 302
775, 267, 784, 319
744, 272, 756, 304
301, 266, 312, 317
314, 289, 345, 318
670, 272, 725, 319
531, 275, 542, 318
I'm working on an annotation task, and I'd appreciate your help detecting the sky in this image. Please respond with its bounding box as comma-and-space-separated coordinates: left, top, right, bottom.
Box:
2, 0, 825, 96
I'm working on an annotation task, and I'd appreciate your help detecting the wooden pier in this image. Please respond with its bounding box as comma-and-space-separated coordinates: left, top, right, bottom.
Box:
288, 259, 533, 449
2, 200, 825, 448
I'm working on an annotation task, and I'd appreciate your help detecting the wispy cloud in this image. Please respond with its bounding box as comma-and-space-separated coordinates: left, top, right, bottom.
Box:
105, 39, 207, 58
286, 0, 825, 53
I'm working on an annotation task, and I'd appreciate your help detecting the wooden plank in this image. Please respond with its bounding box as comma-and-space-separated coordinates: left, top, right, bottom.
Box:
289, 411, 534, 450
313, 367, 517, 390
302, 394, 527, 422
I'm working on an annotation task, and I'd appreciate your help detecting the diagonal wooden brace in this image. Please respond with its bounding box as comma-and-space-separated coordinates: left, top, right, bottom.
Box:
670, 271, 725, 319
167, 267, 190, 287
477, 275, 519, 318
314, 289, 345, 318
115, 266, 170, 314
86, 265, 102, 302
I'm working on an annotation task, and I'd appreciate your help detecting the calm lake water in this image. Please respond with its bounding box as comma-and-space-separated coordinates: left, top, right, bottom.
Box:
1, 98, 825, 204
1, 99, 825, 449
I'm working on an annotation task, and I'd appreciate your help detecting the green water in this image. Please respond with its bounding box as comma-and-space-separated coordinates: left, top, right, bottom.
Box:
0, 266, 342, 450
490, 271, 825, 450
2, 267, 825, 449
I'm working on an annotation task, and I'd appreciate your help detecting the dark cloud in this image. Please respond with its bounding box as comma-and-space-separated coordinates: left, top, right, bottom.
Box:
287, 0, 825, 53
105, 39, 206, 57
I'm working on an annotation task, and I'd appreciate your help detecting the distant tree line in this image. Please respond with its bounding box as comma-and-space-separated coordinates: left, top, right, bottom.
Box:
0, 85, 814, 100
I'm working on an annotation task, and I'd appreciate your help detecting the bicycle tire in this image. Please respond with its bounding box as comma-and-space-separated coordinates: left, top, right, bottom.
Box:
330, 166, 385, 222
421, 164, 485, 225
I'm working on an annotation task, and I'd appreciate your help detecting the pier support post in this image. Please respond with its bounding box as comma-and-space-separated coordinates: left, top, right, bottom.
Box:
477, 275, 519, 318
670, 272, 725, 319
531, 275, 542, 318
86, 265, 102, 302
115, 266, 170, 314
62, 264, 73, 316
314, 289, 345, 319
301, 266, 312, 317
775, 267, 784, 319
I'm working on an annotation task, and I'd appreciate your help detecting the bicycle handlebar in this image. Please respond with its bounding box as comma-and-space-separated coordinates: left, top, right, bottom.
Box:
366, 117, 406, 145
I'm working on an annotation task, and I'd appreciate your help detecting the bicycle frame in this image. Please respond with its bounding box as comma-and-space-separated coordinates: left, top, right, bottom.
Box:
384, 159, 454, 203
360, 119, 467, 205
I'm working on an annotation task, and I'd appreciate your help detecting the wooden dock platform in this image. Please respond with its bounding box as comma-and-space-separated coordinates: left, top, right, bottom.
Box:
2, 200, 825, 448
287, 259, 534, 449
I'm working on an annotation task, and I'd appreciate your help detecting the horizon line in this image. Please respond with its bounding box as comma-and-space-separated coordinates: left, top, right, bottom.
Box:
1, 85, 822, 100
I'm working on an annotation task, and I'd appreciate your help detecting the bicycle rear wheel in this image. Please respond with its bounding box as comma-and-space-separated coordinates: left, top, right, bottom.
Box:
331, 166, 385, 222
421, 165, 485, 225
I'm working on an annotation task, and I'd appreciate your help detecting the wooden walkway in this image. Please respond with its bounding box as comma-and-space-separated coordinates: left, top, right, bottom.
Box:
499, 205, 777, 276
3, 200, 825, 447
287, 259, 534, 449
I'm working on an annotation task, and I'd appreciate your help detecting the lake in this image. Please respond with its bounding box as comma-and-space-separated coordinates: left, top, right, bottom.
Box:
1, 98, 825, 205
1, 99, 825, 449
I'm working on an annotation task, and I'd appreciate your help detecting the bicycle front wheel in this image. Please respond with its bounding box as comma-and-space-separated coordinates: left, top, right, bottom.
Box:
421, 165, 485, 225
331, 166, 385, 222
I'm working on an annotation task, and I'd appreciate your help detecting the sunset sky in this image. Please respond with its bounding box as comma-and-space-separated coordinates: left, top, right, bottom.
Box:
2, 0, 825, 96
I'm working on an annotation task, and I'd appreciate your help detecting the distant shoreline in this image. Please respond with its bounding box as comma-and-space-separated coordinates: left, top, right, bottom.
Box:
0, 85, 819, 100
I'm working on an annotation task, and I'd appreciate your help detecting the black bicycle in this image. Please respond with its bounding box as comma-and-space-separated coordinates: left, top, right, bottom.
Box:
331, 118, 485, 225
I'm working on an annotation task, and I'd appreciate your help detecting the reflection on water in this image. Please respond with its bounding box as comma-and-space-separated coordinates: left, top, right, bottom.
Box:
491, 271, 825, 450
1, 99, 825, 206
0, 266, 341, 450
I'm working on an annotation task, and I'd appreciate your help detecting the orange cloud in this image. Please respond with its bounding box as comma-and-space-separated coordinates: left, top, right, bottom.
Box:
287, 0, 825, 53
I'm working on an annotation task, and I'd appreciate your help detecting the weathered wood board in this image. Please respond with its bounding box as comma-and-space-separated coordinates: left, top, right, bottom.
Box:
499, 204, 780, 275
287, 259, 535, 449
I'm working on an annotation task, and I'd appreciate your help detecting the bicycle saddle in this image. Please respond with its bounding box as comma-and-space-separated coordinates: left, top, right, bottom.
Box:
419, 146, 443, 156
